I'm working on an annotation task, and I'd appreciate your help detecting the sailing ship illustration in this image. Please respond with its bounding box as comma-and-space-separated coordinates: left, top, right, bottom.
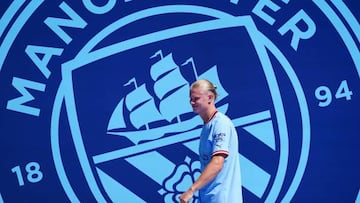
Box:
107, 50, 229, 144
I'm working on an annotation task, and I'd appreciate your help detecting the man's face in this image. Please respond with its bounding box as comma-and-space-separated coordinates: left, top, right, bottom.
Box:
189, 87, 210, 114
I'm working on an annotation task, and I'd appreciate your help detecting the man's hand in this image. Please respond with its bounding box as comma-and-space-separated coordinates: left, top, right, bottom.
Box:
179, 154, 225, 203
179, 188, 194, 203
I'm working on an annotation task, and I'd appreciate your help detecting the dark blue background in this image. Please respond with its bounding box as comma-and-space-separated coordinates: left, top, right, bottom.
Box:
0, 1, 359, 202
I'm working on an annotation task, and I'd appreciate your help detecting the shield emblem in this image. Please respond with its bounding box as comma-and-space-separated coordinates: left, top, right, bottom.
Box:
51, 5, 310, 203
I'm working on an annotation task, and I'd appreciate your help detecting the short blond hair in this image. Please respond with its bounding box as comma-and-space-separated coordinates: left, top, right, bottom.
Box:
190, 79, 218, 100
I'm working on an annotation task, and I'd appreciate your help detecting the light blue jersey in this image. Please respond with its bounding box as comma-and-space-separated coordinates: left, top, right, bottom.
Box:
199, 112, 243, 203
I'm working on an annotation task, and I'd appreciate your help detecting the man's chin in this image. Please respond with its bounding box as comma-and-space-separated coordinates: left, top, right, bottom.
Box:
192, 108, 201, 114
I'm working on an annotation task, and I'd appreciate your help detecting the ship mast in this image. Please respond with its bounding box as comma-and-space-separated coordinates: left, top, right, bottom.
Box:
182, 57, 199, 79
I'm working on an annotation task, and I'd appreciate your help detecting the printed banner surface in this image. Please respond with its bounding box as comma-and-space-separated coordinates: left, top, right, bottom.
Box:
0, 1, 359, 202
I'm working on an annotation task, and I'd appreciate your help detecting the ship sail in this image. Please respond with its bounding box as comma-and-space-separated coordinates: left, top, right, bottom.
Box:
153, 67, 188, 99
150, 53, 178, 81
152, 53, 192, 122
154, 67, 192, 121
125, 84, 163, 129
198, 65, 228, 102
107, 98, 126, 130
108, 51, 229, 144
159, 84, 191, 122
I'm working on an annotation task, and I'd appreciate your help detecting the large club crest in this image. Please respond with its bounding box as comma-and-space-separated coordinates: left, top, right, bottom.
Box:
51, 5, 310, 203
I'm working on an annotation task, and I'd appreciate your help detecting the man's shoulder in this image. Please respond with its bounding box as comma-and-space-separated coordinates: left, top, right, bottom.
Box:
213, 112, 232, 124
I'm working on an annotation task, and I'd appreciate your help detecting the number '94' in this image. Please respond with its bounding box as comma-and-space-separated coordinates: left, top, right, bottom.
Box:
315, 80, 353, 107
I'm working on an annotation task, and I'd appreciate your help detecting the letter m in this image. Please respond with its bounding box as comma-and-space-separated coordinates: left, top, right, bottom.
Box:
6, 77, 46, 117
44, 2, 87, 44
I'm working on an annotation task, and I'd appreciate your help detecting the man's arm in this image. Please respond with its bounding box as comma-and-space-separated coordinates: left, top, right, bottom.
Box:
179, 154, 226, 203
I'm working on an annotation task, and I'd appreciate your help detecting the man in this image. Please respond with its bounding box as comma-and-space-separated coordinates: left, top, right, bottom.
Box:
179, 79, 243, 203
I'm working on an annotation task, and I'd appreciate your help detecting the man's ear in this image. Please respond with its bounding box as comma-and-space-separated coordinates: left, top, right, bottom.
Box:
208, 94, 214, 103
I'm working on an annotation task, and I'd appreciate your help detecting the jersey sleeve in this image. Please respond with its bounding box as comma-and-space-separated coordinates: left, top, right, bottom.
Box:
211, 119, 230, 157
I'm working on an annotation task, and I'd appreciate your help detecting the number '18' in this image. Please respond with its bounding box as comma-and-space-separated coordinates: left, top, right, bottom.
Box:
11, 162, 43, 186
